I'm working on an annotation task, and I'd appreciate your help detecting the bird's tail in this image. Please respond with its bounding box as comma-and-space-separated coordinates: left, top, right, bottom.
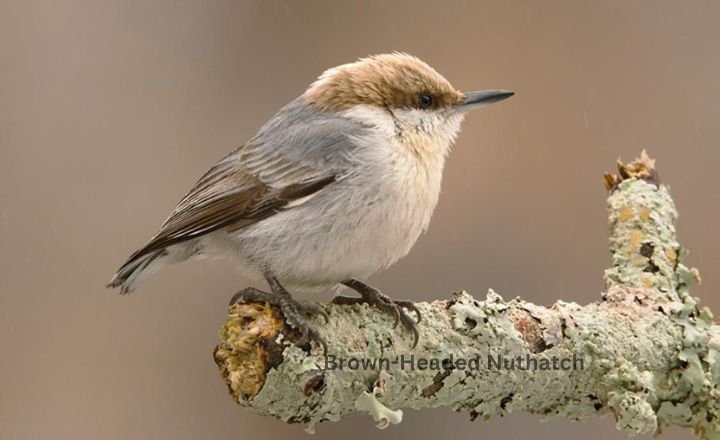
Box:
107, 249, 168, 294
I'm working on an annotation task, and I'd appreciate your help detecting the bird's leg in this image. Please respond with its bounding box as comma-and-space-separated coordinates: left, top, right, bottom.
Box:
229, 273, 329, 354
333, 279, 421, 347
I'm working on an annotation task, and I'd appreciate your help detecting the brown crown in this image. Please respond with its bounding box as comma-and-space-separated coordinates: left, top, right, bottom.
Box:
304, 53, 464, 112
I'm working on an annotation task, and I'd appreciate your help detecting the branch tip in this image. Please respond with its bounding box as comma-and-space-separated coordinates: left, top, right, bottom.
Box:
604, 150, 660, 191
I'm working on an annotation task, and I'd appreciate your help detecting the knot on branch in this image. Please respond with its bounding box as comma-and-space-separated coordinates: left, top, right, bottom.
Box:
214, 303, 284, 400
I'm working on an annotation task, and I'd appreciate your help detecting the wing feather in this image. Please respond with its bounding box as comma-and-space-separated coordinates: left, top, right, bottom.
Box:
123, 150, 335, 264
113, 96, 367, 277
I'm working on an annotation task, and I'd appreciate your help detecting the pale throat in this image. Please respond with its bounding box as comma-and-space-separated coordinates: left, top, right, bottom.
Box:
391, 108, 464, 164
342, 103, 453, 228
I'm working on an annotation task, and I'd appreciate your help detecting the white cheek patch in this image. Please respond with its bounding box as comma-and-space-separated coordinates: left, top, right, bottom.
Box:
393, 108, 465, 153
338, 105, 465, 166
340, 105, 397, 135
393, 108, 426, 127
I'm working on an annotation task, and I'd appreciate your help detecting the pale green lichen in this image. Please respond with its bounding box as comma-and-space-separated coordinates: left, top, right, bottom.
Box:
216, 283, 718, 436
604, 179, 681, 298
608, 390, 658, 435
354, 373, 403, 429
354, 392, 403, 429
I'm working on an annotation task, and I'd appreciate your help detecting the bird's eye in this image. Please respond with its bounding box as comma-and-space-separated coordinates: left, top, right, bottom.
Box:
418, 93, 433, 109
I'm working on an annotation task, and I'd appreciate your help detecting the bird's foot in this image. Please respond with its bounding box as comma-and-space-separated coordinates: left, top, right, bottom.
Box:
333, 279, 421, 347
229, 287, 328, 354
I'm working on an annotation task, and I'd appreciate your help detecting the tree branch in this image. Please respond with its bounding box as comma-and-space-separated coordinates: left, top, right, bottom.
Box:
214, 151, 719, 438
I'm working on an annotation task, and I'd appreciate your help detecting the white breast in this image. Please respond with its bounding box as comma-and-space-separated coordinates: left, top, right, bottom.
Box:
292, 104, 459, 280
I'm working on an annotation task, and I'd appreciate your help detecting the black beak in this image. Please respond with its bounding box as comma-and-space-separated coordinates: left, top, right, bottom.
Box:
455, 90, 514, 112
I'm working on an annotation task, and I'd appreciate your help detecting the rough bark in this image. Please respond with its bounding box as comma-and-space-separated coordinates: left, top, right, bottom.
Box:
214, 151, 719, 438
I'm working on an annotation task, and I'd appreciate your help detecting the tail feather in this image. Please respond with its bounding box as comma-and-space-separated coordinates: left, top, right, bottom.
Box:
107, 249, 167, 294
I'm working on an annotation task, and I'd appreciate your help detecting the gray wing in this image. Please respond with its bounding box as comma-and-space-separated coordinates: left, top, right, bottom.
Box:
118, 97, 366, 266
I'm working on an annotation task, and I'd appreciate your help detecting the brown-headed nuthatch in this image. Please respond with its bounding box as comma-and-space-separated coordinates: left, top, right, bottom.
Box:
108, 53, 513, 349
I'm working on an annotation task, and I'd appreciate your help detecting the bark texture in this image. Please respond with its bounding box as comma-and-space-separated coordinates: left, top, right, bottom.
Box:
214, 152, 719, 438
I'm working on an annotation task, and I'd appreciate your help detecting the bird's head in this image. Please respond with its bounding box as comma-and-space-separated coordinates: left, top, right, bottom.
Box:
304, 53, 513, 155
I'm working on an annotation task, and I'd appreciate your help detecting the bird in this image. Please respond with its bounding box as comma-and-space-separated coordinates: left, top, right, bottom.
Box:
107, 52, 513, 350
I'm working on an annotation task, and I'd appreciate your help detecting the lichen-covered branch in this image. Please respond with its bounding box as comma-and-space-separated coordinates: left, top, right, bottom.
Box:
214, 151, 719, 438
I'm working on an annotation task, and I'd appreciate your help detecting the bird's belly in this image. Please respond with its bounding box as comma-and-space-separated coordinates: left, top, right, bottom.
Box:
214, 175, 439, 289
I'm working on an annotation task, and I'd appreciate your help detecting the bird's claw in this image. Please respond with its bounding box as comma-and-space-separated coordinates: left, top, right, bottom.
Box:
333, 282, 421, 348
279, 298, 328, 355
297, 301, 330, 323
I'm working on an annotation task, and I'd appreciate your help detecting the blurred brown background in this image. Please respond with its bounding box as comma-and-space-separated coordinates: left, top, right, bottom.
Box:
1, 1, 719, 439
